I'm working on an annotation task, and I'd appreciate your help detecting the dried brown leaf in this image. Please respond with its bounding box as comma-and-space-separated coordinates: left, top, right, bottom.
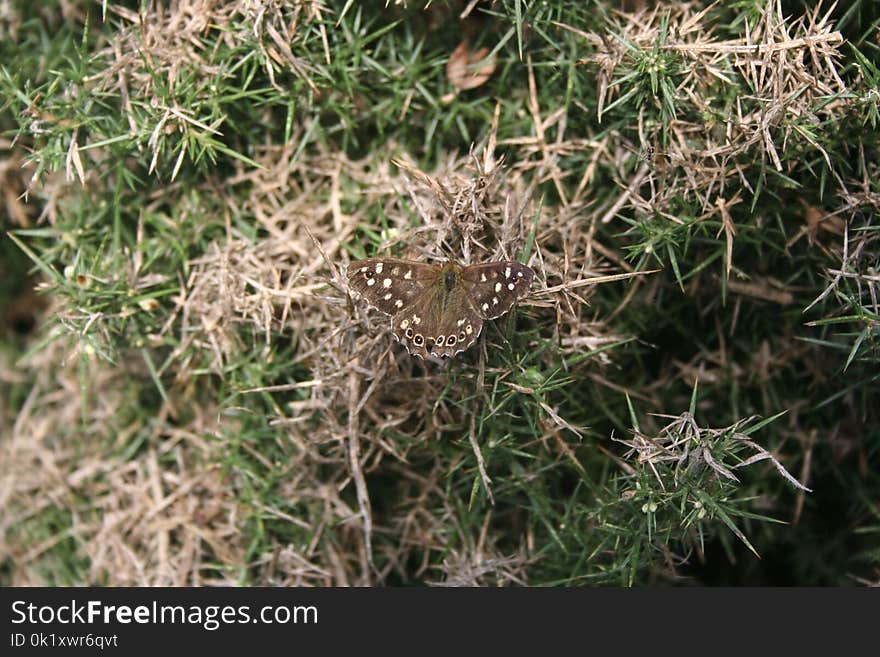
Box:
445, 41, 496, 94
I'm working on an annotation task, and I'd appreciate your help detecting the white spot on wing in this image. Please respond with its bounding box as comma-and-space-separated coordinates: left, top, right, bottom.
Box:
495, 282, 502, 292
395, 299, 403, 308
375, 263, 384, 274
508, 283, 515, 290
404, 270, 412, 280
383, 278, 392, 288
367, 278, 376, 286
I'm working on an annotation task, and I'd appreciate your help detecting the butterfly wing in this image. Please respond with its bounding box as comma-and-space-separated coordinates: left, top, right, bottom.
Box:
346, 258, 439, 316
348, 258, 534, 360
460, 261, 535, 319
388, 261, 534, 359
390, 283, 484, 359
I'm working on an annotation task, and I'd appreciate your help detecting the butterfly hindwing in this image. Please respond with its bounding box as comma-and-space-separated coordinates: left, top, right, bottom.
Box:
390, 290, 483, 359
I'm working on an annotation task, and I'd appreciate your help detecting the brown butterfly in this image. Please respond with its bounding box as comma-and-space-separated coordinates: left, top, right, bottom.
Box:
346, 258, 535, 359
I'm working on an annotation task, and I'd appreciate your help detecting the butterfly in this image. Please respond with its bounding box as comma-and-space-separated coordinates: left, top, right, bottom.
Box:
346, 258, 535, 359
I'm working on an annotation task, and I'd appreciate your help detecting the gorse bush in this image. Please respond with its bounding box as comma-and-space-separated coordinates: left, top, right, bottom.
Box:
1, 0, 878, 586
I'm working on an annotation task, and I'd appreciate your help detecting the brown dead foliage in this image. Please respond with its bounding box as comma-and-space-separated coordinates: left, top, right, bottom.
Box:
171, 132, 635, 580
2, 121, 636, 582
0, 142, 35, 228
0, 336, 246, 585
3, 0, 860, 586
444, 41, 497, 101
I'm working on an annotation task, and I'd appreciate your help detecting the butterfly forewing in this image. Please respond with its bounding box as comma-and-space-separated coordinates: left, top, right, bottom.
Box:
346, 258, 440, 316
460, 261, 535, 319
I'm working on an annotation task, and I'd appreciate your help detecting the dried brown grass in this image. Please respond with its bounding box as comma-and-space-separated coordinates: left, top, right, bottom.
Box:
0, 335, 244, 585
3, 116, 635, 582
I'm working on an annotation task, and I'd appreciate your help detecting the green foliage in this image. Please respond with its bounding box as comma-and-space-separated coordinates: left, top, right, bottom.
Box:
2, 1, 878, 586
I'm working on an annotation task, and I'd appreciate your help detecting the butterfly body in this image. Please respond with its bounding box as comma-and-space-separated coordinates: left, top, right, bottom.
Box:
347, 257, 534, 359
